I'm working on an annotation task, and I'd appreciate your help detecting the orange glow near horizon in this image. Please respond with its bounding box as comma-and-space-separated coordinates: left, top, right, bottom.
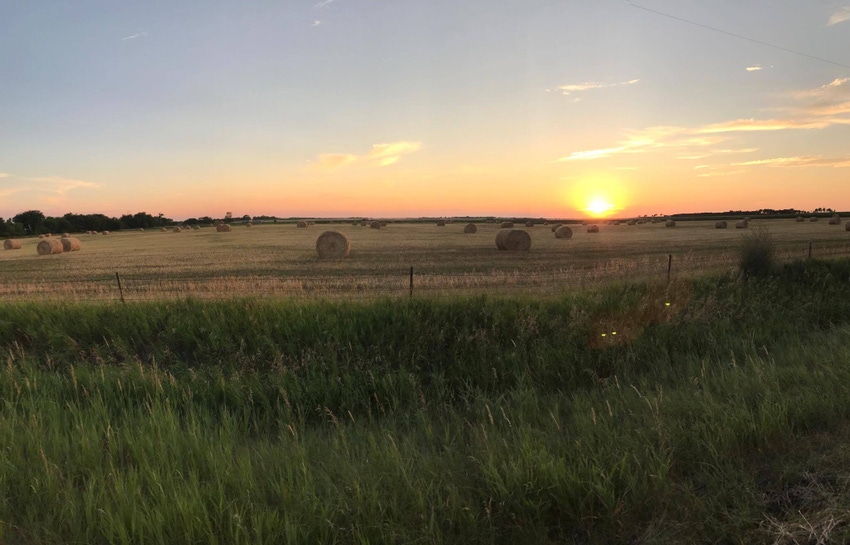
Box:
564, 174, 629, 218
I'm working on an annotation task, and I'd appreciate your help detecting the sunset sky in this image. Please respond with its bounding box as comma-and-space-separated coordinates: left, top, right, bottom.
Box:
1, 1, 849, 220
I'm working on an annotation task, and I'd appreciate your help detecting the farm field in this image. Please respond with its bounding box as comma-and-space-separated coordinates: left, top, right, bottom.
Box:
3, 219, 850, 543
2, 218, 849, 301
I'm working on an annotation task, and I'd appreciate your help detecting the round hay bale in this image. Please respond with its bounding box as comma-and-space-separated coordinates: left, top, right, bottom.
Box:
627, 219, 638, 226
554, 226, 573, 239
500, 221, 514, 229
60, 237, 81, 252
36, 239, 63, 255
173, 226, 183, 233
810, 217, 818, 222
137, 228, 145, 231
296, 221, 308, 228
380, 221, 387, 227
160, 227, 168, 232
463, 223, 477, 234
735, 220, 748, 229
38, 234, 45, 239
3, 239, 22, 250
316, 231, 350, 259
216, 224, 232, 232
525, 221, 534, 227
846, 221, 850, 232
715, 220, 728, 229
360, 220, 369, 227
46, 233, 52, 238
796, 216, 805, 222
246, 222, 253, 228
61, 233, 70, 238
550, 223, 563, 232
587, 225, 600, 233
828, 216, 841, 225
102, 231, 109, 235
436, 220, 446, 227
495, 229, 531, 251
369, 221, 381, 229
92, 231, 99, 235
665, 220, 676, 228
192, 225, 200, 230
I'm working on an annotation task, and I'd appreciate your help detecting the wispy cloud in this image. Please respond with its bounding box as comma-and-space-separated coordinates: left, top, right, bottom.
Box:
0, 172, 8, 178
556, 77, 850, 164
827, 8, 850, 25
313, 141, 422, 171
312, 20, 322, 26
29, 177, 100, 195
556, 79, 640, 96
315, 0, 334, 7
121, 32, 148, 41
746, 65, 763, 72
731, 156, 850, 168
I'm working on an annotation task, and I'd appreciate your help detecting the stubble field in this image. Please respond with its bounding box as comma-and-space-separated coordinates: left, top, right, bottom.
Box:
2, 218, 849, 301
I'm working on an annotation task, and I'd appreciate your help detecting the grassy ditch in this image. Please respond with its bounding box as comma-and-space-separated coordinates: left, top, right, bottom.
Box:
1, 259, 850, 543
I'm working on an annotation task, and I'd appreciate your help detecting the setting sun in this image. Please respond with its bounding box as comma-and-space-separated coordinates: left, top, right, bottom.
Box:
586, 198, 615, 217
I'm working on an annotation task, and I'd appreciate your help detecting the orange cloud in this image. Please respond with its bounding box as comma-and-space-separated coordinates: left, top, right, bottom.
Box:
312, 141, 422, 171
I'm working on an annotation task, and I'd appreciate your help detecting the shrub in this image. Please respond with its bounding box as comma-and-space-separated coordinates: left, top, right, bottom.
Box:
739, 228, 774, 279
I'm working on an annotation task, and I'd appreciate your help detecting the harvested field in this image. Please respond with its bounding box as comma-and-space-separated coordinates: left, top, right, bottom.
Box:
1, 219, 849, 301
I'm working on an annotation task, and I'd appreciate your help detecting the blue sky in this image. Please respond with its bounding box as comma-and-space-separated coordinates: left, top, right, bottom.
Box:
1, 1, 849, 219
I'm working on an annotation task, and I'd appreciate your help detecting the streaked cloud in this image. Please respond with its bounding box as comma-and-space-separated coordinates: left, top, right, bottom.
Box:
827, 9, 850, 25
312, 20, 322, 27
313, 141, 422, 171
316, 154, 357, 169
746, 65, 763, 72
315, 0, 334, 7
731, 156, 850, 168
557, 77, 850, 164
0, 172, 8, 178
29, 177, 100, 195
121, 32, 148, 41
557, 79, 640, 96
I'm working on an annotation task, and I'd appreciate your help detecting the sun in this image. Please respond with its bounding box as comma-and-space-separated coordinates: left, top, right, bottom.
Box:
585, 197, 615, 217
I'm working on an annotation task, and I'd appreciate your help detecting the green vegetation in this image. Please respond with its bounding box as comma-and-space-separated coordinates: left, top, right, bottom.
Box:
739, 227, 776, 279
1, 259, 850, 543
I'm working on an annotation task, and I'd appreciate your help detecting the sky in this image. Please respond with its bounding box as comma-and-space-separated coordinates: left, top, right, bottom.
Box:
1, 0, 849, 220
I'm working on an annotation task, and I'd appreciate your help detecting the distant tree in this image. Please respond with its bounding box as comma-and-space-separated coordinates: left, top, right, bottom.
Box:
43, 216, 74, 234
12, 210, 45, 234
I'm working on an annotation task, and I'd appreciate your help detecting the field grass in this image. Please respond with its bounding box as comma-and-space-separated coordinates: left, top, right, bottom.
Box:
2, 258, 850, 543
1, 219, 849, 300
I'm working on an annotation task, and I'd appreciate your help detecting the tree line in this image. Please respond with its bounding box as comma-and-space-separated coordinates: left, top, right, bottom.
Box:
0, 211, 179, 237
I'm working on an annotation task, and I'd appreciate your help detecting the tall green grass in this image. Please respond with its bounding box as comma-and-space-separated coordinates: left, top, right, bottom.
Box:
1, 259, 850, 543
